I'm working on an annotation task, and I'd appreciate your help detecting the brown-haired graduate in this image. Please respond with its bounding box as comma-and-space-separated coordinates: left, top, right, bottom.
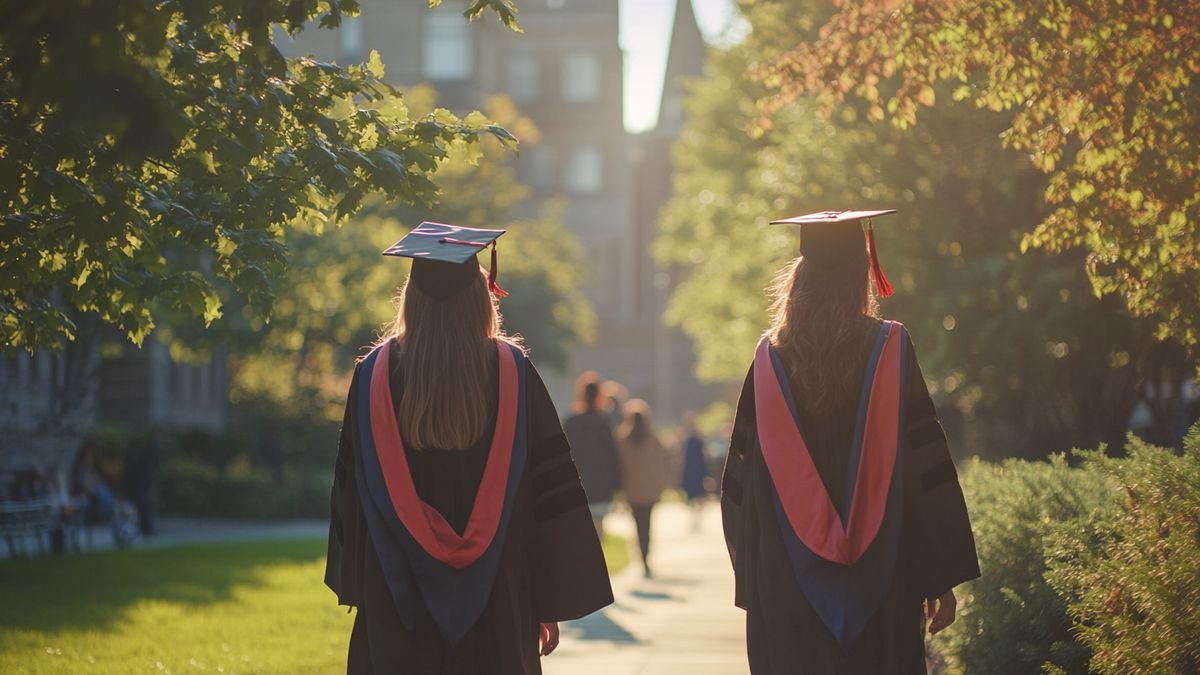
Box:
324, 222, 614, 674
720, 210, 980, 673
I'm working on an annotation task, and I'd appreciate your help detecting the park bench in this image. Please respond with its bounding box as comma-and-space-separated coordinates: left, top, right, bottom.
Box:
0, 497, 57, 557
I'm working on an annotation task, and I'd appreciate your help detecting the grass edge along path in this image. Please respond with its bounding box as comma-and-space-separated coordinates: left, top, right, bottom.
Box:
1, 533, 630, 674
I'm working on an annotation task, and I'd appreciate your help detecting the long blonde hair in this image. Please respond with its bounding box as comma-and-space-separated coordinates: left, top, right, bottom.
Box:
378, 269, 521, 450
766, 246, 880, 416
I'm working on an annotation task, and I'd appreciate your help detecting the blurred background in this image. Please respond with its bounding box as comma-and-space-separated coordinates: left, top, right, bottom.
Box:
1, 0, 1197, 673
3, 0, 1195, 523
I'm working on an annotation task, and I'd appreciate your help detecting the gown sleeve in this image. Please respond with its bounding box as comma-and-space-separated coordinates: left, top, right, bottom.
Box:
900, 334, 981, 600
721, 364, 757, 602
523, 361, 615, 622
325, 362, 367, 608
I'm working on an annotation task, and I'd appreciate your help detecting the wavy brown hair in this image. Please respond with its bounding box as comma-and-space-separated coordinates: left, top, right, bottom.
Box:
766, 238, 881, 416
378, 269, 521, 450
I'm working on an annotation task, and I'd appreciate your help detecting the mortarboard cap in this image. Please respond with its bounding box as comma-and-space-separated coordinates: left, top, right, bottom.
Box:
383, 222, 509, 300
769, 209, 897, 297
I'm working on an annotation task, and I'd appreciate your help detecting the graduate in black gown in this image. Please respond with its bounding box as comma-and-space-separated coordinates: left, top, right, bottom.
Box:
325, 222, 613, 674
721, 210, 980, 674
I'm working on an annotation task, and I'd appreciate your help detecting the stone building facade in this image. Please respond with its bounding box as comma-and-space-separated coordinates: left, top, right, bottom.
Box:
0, 336, 227, 472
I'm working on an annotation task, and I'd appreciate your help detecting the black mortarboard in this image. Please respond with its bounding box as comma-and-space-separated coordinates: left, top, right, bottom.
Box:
769, 209, 896, 297
382, 222, 509, 300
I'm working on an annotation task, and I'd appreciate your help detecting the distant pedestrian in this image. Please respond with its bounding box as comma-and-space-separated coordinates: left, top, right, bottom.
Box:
122, 434, 159, 537
600, 379, 628, 430
722, 210, 978, 672
617, 399, 670, 578
71, 439, 115, 525
678, 412, 708, 531
563, 371, 622, 538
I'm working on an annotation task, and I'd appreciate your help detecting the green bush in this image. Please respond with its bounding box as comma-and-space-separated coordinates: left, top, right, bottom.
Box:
88, 414, 340, 521
1045, 427, 1200, 674
158, 457, 331, 520
939, 456, 1115, 674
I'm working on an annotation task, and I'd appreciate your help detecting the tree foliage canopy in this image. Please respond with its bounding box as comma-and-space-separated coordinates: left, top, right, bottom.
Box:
656, 0, 1179, 455
758, 0, 1200, 348
0, 0, 519, 352
219, 91, 593, 420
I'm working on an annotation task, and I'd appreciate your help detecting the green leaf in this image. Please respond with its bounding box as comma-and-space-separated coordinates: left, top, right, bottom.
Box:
366, 49, 386, 79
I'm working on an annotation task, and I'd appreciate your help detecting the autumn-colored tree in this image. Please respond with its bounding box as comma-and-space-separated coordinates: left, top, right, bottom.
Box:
758, 0, 1200, 349
656, 0, 1180, 455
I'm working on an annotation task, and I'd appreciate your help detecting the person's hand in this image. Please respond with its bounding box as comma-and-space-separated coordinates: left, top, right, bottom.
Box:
539, 622, 560, 656
926, 590, 957, 635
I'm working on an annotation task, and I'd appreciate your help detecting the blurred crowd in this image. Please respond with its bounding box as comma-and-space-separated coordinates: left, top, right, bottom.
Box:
1, 439, 155, 556
562, 371, 728, 578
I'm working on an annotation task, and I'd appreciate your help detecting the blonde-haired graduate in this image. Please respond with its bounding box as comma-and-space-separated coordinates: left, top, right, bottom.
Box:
325, 223, 613, 674
721, 211, 979, 673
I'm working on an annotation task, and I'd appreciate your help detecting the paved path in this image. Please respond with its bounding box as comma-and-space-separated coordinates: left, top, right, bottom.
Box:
546, 501, 750, 675
137, 516, 329, 548
9, 503, 753, 674
16, 516, 329, 558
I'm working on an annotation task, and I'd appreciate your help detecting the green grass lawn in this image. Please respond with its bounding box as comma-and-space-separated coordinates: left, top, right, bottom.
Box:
0, 535, 630, 674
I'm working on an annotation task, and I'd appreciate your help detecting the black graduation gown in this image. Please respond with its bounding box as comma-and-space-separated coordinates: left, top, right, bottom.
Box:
721, 327, 979, 674
325, 346, 614, 674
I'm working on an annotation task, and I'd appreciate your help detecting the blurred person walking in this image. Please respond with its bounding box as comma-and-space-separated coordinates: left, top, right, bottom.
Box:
721, 210, 979, 673
122, 433, 159, 537
70, 439, 115, 525
600, 379, 629, 430
678, 412, 708, 532
562, 371, 622, 539
617, 399, 670, 578
325, 223, 612, 674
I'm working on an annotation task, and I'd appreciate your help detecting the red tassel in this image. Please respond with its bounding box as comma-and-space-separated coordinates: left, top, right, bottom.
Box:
866, 221, 894, 298
488, 243, 509, 298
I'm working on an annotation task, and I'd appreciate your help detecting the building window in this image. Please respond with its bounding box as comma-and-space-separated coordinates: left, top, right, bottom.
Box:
564, 146, 602, 194
178, 363, 193, 403
423, 8, 474, 81
339, 16, 364, 63
507, 54, 540, 102
521, 145, 557, 189
561, 53, 600, 102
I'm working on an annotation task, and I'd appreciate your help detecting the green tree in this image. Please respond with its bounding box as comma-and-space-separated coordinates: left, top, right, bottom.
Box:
219, 91, 593, 423
938, 456, 1112, 674
0, 0, 519, 352
656, 0, 1171, 455
757, 0, 1200, 350
1046, 427, 1200, 674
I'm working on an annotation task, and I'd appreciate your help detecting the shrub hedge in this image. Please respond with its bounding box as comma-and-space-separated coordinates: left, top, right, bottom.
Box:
1045, 428, 1200, 674
939, 424, 1200, 674
158, 457, 331, 520
89, 414, 339, 521
939, 455, 1113, 674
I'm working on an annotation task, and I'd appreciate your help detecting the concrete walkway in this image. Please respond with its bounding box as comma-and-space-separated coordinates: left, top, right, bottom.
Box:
547, 501, 750, 675
2, 516, 328, 559
136, 516, 329, 548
